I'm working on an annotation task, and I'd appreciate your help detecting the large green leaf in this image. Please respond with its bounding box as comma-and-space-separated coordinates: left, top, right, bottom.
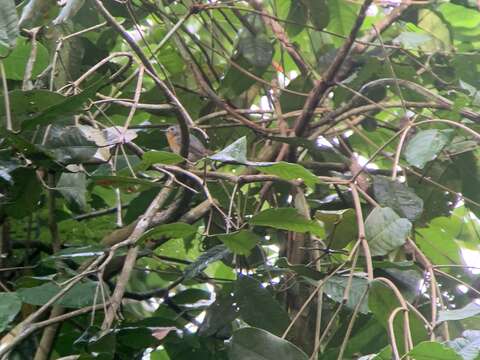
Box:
2, 38, 48, 80
43, 126, 100, 164
183, 245, 230, 280
365, 207, 412, 256
228, 327, 308, 360
404, 129, 453, 169
368, 280, 428, 351
286, 1, 308, 36
142, 150, 184, 166
217, 230, 261, 255
257, 161, 320, 189
0, 292, 21, 332
408, 341, 462, 360
57, 172, 88, 213
315, 209, 357, 249
234, 276, 290, 336
21, 79, 104, 130
306, 0, 330, 29
0, 0, 18, 49
250, 207, 325, 237
238, 33, 274, 68
415, 216, 462, 266
0, 90, 65, 131
17, 280, 103, 308
143, 222, 197, 240
373, 176, 423, 221
324, 275, 369, 314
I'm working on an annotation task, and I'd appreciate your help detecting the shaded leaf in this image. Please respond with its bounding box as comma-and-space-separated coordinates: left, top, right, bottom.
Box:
257, 161, 320, 188
228, 327, 308, 360
404, 129, 453, 169
315, 209, 357, 249
217, 230, 260, 255
57, 172, 88, 213
324, 275, 369, 314
373, 176, 423, 221
0, 292, 21, 332
184, 245, 230, 280
0, 0, 18, 49
143, 150, 184, 165
18, 280, 103, 308
21, 79, 104, 130
306, 0, 330, 29
144, 222, 197, 240
234, 276, 290, 336
238, 33, 274, 68
365, 207, 412, 256
408, 341, 462, 360
2, 38, 48, 80
250, 207, 324, 237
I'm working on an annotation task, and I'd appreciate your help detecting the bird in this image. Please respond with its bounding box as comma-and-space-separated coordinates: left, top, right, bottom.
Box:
165, 125, 211, 162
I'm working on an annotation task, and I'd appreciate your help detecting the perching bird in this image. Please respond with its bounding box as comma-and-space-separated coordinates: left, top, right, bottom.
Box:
165, 125, 211, 162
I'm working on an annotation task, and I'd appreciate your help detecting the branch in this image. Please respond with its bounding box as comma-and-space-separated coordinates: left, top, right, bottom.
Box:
101, 183, 174, 330
92, 0, 192, 158
293, 0, 373, 136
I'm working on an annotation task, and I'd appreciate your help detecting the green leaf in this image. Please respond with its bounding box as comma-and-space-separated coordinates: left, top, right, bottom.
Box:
234, 276, 290, 336
257, 161, 320, 188
365, 207, 412, 256
438, 3, 480, 29
0, 90, 65, 131
238, 33, 274, 68
21, 79, 104, 131
57, 172, 88, 213
228, 327, 308, 360
43, 126, 100, 164
3, 167, 42, 219
250, 208, 325, 237
416, 216, 462, 266
142, 150, 184, 165
275, 258, 324, 281
369, 280, 428, 351
17, 280, 103, 308
209, 136, 248, 164
184, 245, 230, 280
92, 176, 163, 190
315, 209, 357, 249
217, 230, 260, 255
373, 176, 424, 221
306, 0, 330, 30
286, 1, 308, 36
198, 285, 237, 337
324, 275, 369, 314
2, 38, 48, 80
0, 0, 18, 49
326, 0, 358, 47
404, 129, 454, 169
144, 222, 197, 239
0, 292, 21, 332
438, 302, 480, 323
408, 342, 462, 360
418, 9, 452, 51
447, 330, 480, 360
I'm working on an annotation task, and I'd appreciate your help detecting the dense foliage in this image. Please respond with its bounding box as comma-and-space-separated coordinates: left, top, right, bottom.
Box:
1, 0, 480, 359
